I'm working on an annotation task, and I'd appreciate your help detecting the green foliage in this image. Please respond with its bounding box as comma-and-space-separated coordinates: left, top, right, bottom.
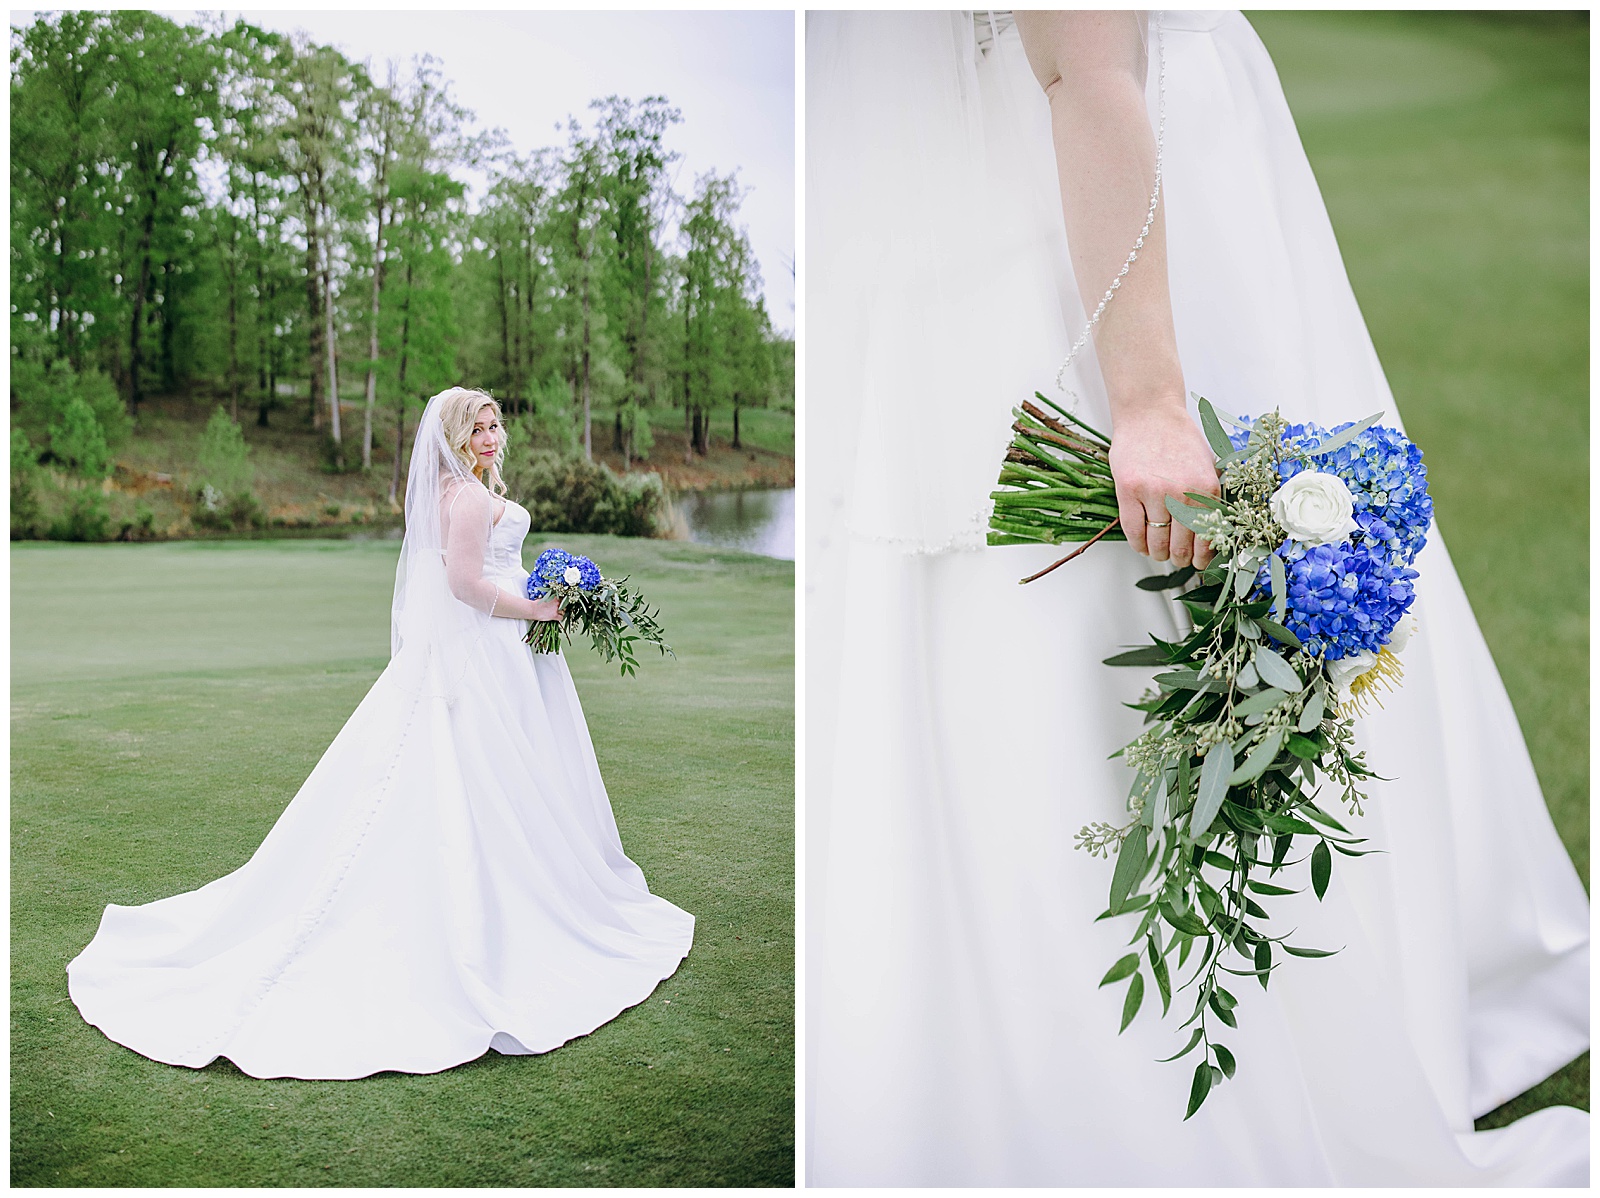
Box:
506, 450, 664, 538
47, 488, 111, 542
48, 398, 112, 479
11, 359, 131, 474
11, 429, 44, 540
508, 379, 582, 457
197, 407, 255, 495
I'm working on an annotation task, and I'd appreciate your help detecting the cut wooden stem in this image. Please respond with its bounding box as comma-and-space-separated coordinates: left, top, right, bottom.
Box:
1018, 516, 1121, 583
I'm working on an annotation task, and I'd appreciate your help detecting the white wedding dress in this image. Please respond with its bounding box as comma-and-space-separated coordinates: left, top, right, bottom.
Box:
806, 11, 1588, 1186
69, 492, 694, 1080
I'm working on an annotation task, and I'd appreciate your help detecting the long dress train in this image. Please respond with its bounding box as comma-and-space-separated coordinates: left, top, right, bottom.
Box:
69, 499, 694, 1080
806, 11, 1588, 1186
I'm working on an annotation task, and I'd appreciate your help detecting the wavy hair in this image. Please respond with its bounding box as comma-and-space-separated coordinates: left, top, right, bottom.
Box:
433, 386, 508, 496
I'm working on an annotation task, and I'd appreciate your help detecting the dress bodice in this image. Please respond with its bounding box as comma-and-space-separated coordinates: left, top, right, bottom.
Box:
485, 498, 532, 584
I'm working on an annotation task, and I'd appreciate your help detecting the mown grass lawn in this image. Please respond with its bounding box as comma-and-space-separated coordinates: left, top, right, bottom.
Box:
1247, 10, 1588, 1128
12, 536, 793, 1186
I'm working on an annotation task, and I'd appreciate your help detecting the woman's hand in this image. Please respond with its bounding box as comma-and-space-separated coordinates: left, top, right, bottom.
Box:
1108, 402, 1220, 568
529, 596, 560, 623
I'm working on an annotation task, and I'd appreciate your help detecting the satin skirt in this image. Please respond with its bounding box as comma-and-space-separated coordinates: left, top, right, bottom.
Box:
69, 587, 694, 1081
805, 11, 1588, 1186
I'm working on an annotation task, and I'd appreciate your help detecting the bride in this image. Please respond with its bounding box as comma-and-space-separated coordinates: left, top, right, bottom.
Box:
69, 386, 695, 1080
806, 11, 1587, 1186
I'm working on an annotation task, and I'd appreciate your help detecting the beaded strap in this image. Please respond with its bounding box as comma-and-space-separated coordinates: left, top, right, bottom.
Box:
1054, 11, 1168, 396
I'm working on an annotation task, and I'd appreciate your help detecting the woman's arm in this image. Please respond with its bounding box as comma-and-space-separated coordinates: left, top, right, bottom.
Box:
1015, 10, 1218, 569
443, 485, 559, 621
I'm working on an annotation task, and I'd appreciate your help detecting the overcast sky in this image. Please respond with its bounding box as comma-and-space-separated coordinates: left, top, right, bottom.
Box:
12, 8, 796, 332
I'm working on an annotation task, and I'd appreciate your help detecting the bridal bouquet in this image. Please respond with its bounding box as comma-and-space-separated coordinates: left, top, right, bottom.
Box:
989, 392, 1432, 1118
523, 547, 673, 677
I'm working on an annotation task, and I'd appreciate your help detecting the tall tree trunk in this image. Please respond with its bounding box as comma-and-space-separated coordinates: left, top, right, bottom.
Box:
304, 218, 324, 430
225, 207, 241, 424
580, 265, 593, 460
389, 260, 415, 507
323, 213, 343, 468
128, 201, 158, 412
363, 201, 386, 471
733, 403, 742, 450
494, 246, 513, 398
683, 302, 693, 466
251, 172, 270, 426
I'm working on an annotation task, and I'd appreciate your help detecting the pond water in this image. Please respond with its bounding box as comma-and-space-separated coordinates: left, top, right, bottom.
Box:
675, 488, 795, 560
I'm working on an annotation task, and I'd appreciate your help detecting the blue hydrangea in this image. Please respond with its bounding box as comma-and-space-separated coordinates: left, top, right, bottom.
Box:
1261, 538, 1420, 660
527, 547, 574, 600
571, 555, 602, 591
1231, 417, 1433, 566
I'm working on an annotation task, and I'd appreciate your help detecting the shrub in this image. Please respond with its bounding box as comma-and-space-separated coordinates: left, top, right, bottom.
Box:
505, 450, 664, 538
11, 429, 42, 540
12, 359, 130, 468
48, 488, 110, 543
49, 395, 111, 478
197, 407, 253, 495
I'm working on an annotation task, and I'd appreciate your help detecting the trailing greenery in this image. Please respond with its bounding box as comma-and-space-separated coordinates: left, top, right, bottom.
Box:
12, 537, 794, 1186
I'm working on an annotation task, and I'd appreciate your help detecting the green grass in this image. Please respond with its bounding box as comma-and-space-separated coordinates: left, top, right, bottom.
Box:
11, 537, 794, 1186
1246, 10, 1587, 1129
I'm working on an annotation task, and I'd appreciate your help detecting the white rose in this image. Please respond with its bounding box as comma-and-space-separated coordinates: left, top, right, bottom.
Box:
1327, 649, 1377, 704
563, 565, 582, 585
1384, 614, 1417, 654
1269, 471, 1360, 545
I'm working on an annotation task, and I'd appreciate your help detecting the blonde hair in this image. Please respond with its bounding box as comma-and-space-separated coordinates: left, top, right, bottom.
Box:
435, 386, 508, 496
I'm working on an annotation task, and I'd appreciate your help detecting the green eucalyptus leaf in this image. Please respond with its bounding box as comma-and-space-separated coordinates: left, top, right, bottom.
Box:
1233, 564, 1257, 599
1297, 689, 1326, 733
1246, 879, 1300, 897
1309, 412, 1383, 457
1253, 647, 1303, 693
1298, 803, 1349, 834
1213, 1043, 1237, 1080
1253, 940, 1272, 991
1283, 943, 1341, 959
1190, 740, 1234, 840
1263, 813, 1320, 836
1268, 553, 1288, 621
1201, 849, 1235, 873
1256, 616, 1302, 648
1110, 826, 1150, 913
1160, 1026, 1205, 1063
1100, 953, 1141, 987
1149, 940, 1172, 1015
1229, 728, 1286, 786
1136, 564, 1197, 591
1232, 687, 1287, 719
1286, 732, 1322, 760
1104, 644, 1174, 667
1311, 839, 1332, 900
1163, 493, 1210, 533
1160, 901, 1210, 938
1236, 615, 1261, 641
1196, 397, 1235, 458
1185, 1060, 1213, 1120
1120, 970, 1145, 1033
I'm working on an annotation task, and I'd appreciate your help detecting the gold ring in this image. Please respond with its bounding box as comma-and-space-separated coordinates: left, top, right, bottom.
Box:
1146, 519, 1172, 529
